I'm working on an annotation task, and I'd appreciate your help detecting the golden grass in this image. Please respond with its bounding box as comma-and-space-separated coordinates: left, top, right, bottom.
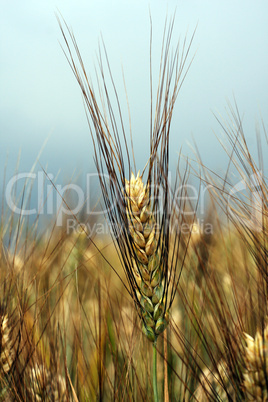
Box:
0, 15, 267, 402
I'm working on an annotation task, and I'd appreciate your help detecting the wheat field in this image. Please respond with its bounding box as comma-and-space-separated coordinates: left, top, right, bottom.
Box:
1, 17, 268, 402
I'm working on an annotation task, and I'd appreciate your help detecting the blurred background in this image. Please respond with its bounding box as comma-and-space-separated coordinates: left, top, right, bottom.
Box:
1, 0, 268, 220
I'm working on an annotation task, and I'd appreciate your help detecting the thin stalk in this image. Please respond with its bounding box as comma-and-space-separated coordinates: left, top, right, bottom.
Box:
164, 330, 169, 402
153, 340, 159, 402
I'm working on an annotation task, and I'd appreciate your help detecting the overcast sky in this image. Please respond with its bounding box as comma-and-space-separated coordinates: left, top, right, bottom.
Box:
1, 1, 268, 203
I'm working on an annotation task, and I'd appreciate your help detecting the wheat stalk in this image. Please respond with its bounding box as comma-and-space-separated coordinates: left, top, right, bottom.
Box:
58, 15, 195, 400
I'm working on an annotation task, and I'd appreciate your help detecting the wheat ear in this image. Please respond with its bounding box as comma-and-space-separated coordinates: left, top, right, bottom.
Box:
0, 315, 15, 375
125, 172, 168, 342
28, 363, 68, 401
243, 328, 268, 400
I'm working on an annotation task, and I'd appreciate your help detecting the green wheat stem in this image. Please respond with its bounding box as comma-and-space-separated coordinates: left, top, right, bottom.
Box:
153, 340, 159, 402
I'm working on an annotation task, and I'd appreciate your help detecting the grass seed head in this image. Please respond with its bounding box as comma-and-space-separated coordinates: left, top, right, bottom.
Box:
0, 315, 15, 375
125, 173, 169, 341
243, 326, 268, 400
27, 363, 68, 402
